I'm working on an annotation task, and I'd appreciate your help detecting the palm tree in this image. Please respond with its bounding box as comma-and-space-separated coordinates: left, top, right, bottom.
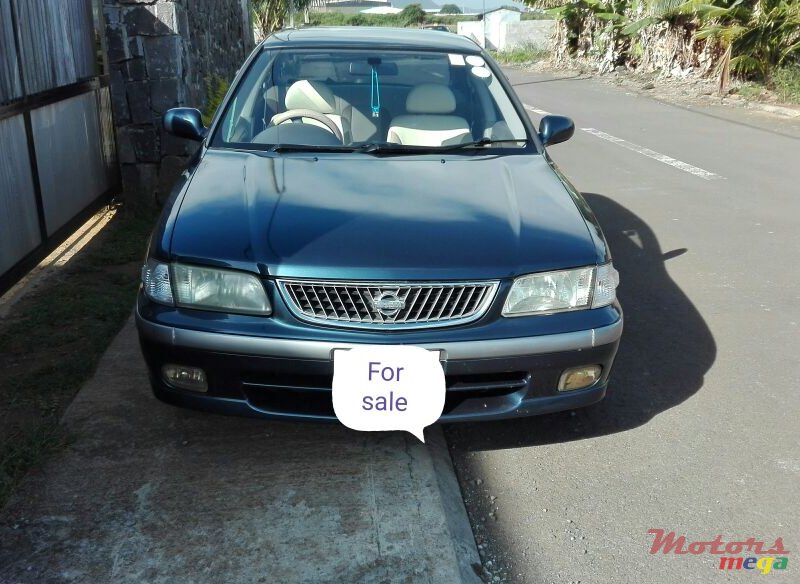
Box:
695, 0, 800, 84
252, 0, 313, 41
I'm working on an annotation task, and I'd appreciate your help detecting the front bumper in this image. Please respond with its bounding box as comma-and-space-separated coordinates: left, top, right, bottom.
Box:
135, 304, 622, 423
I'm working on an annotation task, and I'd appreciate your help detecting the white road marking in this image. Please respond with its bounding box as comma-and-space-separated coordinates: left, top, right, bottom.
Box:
522, 102, 724, 180
524, 104, 551, 116
581, 128, 725, 180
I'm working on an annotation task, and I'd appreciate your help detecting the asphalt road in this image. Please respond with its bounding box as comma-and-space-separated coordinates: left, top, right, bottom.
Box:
445, 69, 800, 583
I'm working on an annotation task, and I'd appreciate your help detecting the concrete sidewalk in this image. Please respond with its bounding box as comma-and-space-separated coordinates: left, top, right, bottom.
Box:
0, 318, 480, 583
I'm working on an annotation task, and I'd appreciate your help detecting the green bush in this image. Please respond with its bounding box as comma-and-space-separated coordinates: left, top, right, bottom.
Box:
308, 12, 403, 27
439, 3, 462, 14
203, 75, 230, 127
400, 4, 426, 25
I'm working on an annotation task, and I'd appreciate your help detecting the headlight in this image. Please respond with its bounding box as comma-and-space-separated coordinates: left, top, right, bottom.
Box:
172, 263, 271, 315
140, 260, 271, 315
591, 262, 619, 309
502, 263, 618, 316
141, 259, 174, 305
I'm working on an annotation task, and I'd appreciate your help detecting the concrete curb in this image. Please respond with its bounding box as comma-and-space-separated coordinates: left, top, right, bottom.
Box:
426, 428, 483, 583
755, 102, 800, 118
0, 317, 482, 583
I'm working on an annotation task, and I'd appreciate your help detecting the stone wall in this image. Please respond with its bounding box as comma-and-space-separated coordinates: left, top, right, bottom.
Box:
457, 20, 556, 52
103, 0, 252, 208
503, 20, 556, 52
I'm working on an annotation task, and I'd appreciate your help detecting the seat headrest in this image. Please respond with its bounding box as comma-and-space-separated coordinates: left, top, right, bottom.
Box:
285, 80, 336, 114
406, 84, 457, 114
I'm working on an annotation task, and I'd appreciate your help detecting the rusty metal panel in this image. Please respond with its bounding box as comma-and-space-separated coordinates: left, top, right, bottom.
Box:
14, 0, 96, 96
31, 92, 108, 236
0, 0, 23, 104
0, 114, 41, 275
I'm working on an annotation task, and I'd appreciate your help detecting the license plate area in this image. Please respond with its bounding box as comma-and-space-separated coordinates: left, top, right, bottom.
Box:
331, 347, 446, 364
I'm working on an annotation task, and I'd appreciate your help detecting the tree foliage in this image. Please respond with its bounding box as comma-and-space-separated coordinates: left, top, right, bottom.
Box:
252, 0, 313, 40
439, 3, 463, 13
202, 75, 230, 126
400, 4, 427, 25
693, 0, 800, 79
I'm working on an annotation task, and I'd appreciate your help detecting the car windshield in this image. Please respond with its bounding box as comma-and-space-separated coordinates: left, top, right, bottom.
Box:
211, 47, 531, 152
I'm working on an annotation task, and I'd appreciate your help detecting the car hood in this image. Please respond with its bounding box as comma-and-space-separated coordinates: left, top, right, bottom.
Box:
170, 150, 599, 280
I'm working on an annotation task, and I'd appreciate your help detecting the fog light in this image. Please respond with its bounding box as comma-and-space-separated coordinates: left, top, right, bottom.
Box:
558, 365, 602, 392
162, 364, 208, 392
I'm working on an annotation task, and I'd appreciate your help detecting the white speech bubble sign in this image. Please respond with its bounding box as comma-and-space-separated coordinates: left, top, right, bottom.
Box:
332, 345, 445, 443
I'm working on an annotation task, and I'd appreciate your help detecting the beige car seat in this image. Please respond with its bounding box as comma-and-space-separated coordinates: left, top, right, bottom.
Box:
271, 80, 351, 142
387, 84, 472, 147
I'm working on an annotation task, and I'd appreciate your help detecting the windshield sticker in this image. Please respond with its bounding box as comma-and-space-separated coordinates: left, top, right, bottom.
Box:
448, 53, 466, 66
465, 55, 485, 67
470, 66, 492, 81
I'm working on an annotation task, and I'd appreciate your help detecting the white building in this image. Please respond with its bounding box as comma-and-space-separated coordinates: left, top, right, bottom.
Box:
457, 7, 521, 50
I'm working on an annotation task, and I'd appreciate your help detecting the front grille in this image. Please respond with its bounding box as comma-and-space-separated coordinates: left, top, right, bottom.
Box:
277, 279, 498, 329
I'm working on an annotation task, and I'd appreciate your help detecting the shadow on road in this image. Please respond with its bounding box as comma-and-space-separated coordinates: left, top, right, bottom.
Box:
445, 192, 716, 449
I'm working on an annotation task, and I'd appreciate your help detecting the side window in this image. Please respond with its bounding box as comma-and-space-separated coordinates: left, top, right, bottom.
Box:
482, 69, 527, 140
217, 51, 276, 143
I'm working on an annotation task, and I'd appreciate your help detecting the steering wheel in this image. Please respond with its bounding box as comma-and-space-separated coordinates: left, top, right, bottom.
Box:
269, 109, 343, 142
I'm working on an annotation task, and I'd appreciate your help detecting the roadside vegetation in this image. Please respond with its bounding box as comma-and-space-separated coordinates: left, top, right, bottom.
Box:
526, 0, 800, 101
770, 64, 800, 103
251, 0, 551, 36
307, 8, 435, 28
203, 75, 231, 126
492, 43, 551, 64
252, 1, 442, 34
0, 206, 153, 507
253, 3, 475, 33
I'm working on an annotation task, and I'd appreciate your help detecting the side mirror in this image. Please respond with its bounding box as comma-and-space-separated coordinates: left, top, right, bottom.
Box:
538, 115, 575, 147
163, 108, 206, 141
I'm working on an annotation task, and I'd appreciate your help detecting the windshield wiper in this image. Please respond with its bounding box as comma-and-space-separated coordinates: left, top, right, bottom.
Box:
356, 139, 527, 155
268, 143, 356, 153
356, 142, 423, 155
268, 139, 528, 155
437, 138, 528, 150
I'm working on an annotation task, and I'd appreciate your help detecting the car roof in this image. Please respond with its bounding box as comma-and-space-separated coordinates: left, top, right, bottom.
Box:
262, 27, 483, 54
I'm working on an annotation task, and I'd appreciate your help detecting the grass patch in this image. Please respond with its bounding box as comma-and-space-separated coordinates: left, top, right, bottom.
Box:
771, 65, 800, 104
0, 205, 154, 507
491, 44, 551, 65
0, 423, 72, 504
732, 66, 800, 105
736, 82, 765, 100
